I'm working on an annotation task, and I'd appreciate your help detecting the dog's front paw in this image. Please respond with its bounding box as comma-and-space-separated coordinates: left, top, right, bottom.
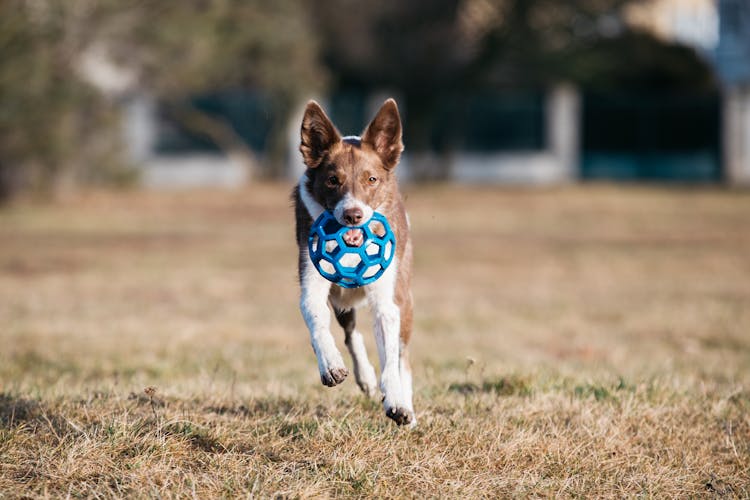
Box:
315, 344, 348, 387
320, 365, 349, 387
385, 406, 412, 426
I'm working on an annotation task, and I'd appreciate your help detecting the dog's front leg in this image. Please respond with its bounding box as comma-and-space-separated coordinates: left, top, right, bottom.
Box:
368, 266, 412, 426
300, 254, 348, 387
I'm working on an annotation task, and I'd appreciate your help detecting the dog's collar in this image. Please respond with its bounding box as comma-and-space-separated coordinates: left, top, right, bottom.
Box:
341, 135, 361, 147
299, 173, 325, 220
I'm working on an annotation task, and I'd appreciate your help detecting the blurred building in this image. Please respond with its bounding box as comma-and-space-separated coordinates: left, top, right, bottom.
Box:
118, 0, 750, 187
714, 0, 750, 184
627, 0, 750, 184
122, 94, 250, 189
576, 0, 721, 183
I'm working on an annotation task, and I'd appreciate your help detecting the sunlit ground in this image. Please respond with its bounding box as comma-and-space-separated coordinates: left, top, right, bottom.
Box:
1, 183, 748, 496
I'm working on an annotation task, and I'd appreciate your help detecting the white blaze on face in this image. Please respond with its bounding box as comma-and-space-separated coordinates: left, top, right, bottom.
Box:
333, 193, 374, 227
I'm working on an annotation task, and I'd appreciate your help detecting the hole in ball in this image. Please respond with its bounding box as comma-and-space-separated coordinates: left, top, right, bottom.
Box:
365, 242, 379, 257
367, 220, 386, 237
363, 264, 381, 279
339, 252, 362, 270
324, 239, 338, 254
320, 259, 335, 275
384, 241, 393, 261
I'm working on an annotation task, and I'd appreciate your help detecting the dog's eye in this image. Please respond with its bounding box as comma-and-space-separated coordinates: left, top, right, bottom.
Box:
326, 175, 339, 187
368, 176, 378, 184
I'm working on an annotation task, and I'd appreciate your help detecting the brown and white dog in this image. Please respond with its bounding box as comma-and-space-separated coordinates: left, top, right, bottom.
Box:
293, 99, 415, 426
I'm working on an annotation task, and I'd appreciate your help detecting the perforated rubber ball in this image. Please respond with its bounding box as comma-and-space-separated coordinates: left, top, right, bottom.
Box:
308, 211, 396, 288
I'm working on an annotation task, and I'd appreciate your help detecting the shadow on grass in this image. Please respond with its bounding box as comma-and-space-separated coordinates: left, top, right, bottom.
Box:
162, 421, 226, 453
206, 396, 306, 418
0, 392, 72, 438
447, 375, 642, 403
448, 375, 533, 397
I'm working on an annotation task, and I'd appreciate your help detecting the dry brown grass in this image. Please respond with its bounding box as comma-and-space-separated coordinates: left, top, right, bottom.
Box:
1, 183, 748, 498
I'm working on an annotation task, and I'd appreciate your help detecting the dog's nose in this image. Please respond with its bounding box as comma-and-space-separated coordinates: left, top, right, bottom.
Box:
343, 207, 364, 225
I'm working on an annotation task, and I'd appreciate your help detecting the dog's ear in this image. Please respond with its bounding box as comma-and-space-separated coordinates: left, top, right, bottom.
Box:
362, 98, 403, 170
300, 101, 340, 169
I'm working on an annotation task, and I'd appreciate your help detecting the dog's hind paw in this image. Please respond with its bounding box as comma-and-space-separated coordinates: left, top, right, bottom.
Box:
385, 406, 412, 426
354, 364, 378, 398
320, 366, 349, 387
357, 380, 377, 398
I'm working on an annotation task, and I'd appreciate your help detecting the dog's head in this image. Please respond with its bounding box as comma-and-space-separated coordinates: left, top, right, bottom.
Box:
300, 99, 403, 227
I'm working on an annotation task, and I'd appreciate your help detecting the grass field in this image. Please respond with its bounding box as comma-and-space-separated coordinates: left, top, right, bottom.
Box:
1, 183, 748, 497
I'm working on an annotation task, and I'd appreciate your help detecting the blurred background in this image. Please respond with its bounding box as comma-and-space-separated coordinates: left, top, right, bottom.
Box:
1, 0, 749, 197
2, 4, 749, 494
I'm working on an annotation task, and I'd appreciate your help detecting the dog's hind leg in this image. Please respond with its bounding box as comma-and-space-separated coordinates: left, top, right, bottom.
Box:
399, 347, 415, 427
335, 308, 378, 398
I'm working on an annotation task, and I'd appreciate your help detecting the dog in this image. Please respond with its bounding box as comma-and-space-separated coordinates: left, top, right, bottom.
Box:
293, 98, 415, 426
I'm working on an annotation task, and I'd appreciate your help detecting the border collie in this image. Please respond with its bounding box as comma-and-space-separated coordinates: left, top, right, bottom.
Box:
292, 99, 415, 426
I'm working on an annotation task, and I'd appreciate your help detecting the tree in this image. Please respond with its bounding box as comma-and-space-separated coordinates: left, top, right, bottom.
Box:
0, 1, 126, 199
87, 0, 326, 178
0, 0, 326, 200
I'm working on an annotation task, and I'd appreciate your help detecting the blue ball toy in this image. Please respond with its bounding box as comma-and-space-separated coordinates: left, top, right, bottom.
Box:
308, 211, 396, 288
